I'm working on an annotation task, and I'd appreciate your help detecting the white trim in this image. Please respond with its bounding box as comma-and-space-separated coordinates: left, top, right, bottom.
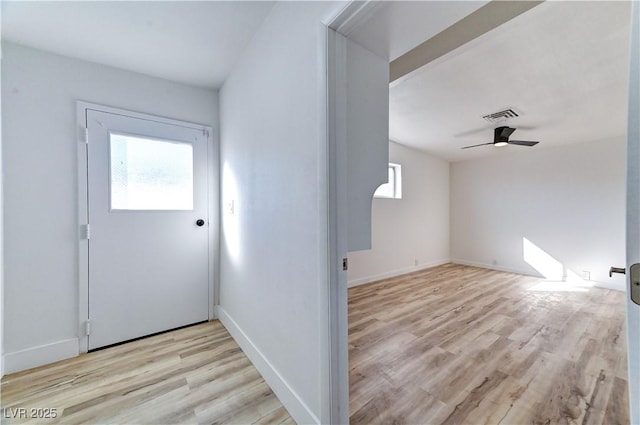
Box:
77, 103, 89, 353
627, 4, 640, 423
4, 339, 78, 374
76, 101, 217, 353
215, 307, 318, 425
590, 280, 626, 292
328, 1, 385, 36
451, 259, 625, 292
325, 27, 350, 425
317, 22, 333, 425
348, 259, 450, 288
207, 123, 220, 320
451, 258, 536, 277
77, 102, 210, 132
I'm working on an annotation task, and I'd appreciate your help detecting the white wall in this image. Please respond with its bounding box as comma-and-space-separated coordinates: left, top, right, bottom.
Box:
1, 42, 218, 373
218, 2, 343, 424
451, 137, 626, 290
348, 141, 450, 286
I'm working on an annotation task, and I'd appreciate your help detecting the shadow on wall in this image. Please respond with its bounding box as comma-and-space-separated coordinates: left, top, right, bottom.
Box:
523, 237, 594, 292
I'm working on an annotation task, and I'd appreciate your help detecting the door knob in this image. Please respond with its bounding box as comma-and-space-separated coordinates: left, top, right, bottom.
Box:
609, 266, 626, 277
610, 265, 640, 306
196, 219, 205, 227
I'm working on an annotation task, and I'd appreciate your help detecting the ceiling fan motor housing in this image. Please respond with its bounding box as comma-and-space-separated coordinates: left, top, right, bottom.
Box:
494, 126, 513, 146
495, 126, 514, 141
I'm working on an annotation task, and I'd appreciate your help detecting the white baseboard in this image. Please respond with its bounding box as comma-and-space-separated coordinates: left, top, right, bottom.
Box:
450, 259, 537, 277
347, 259, 450, 288
451, 259, 625, 292
215, 306, 319, 425
588, 279, 626, 292
4, 338, 79, 374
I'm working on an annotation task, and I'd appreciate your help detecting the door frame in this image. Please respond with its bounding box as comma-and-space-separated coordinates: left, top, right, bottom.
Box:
324, 3, 387, 423
626, 3, 640, 422
326, 1, 640, 423
76, 101, 217, 353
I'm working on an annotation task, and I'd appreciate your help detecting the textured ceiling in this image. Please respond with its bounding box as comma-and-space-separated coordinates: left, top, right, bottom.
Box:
388, 1, 631, 162
1, 1, 274, 89
345, 1, 489, 61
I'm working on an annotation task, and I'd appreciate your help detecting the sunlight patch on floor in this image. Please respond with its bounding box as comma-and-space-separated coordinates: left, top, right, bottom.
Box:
527, 280, 593, 292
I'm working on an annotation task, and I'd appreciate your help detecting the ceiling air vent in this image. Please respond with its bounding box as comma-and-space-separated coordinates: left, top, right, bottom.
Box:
482, 108, 519, 124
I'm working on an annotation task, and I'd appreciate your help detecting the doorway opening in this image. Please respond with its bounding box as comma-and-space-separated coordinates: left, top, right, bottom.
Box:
330, 1, 634, 423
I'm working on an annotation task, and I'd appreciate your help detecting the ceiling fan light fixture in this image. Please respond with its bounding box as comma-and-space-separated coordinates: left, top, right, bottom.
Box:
460, 126, 538, 150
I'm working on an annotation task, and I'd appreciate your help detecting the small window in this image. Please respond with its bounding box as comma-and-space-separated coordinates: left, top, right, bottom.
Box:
374, 163, 402, 199
110, 133, 194, 210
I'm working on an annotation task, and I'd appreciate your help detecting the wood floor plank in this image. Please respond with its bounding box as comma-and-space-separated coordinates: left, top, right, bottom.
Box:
0, 321, 293, 424
604, 376, 630, 425
349, 263, 630, 425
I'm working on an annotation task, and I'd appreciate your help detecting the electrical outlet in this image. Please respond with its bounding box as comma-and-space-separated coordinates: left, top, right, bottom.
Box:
414, 259, 418, 266
582, 270, 591, 281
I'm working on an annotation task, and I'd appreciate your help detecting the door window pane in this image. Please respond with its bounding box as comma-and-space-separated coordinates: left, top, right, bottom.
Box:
110, 133, 194, 210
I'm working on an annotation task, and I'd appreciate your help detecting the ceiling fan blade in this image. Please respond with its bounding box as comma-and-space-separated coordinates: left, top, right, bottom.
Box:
461, 142, 493, 149
508, 140, 539, 147
455, 124, 536, 138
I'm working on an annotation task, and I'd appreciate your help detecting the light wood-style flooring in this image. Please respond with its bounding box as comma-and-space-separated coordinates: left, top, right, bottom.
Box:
1, 321, 293, 424
349, 263, 629, 424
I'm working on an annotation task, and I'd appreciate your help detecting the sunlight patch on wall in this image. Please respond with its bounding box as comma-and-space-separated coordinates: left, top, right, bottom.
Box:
222, 162, 241, 265
523, 237, 592, 292
523, 237, 563, 281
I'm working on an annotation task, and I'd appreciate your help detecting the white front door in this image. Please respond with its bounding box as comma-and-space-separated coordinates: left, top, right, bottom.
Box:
86, 109, 209, 350
627, 2, 640, 423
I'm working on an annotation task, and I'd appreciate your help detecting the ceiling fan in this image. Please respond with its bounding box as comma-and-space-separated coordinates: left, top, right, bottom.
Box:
461, 126, 539, 150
